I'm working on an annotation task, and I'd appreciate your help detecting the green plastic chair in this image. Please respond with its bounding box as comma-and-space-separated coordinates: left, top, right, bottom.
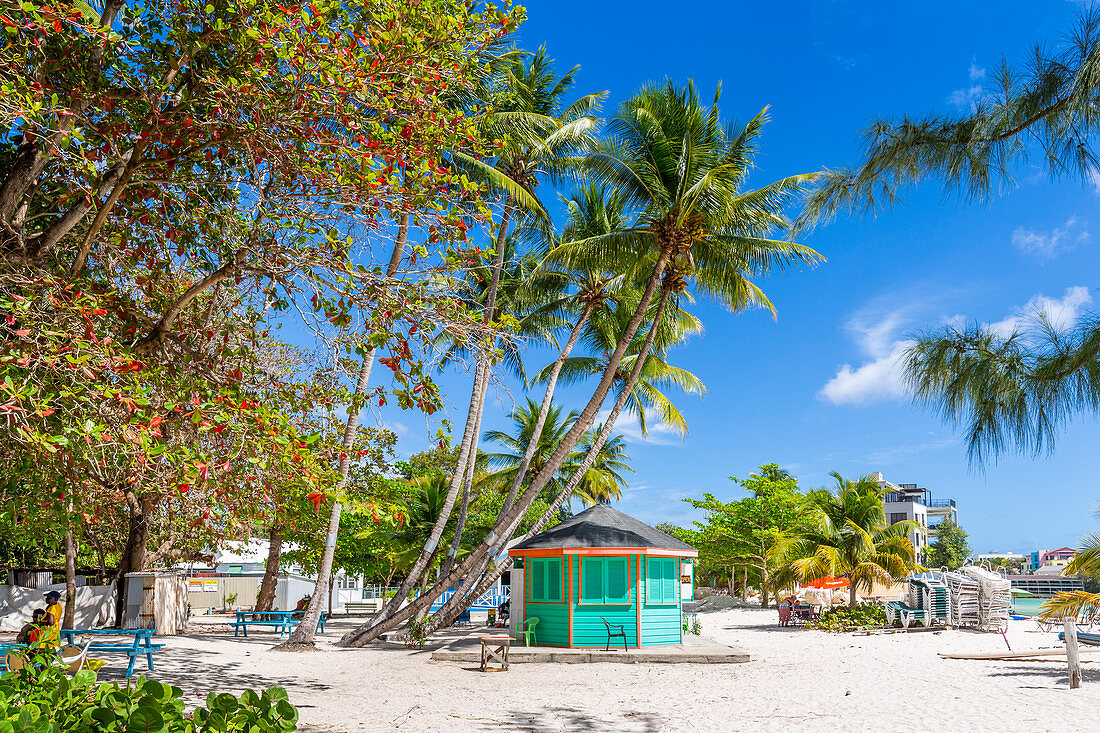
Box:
518, 617, 538, 647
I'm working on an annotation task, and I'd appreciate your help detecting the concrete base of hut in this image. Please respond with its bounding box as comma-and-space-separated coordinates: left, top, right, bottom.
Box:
430, 630, 749, 664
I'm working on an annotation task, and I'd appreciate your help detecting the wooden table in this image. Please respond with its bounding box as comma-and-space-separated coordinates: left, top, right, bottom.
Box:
479, 634, 512, 672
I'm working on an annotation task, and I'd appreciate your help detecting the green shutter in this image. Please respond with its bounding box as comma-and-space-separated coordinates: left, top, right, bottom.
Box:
547, 558, 562, 602
646, 557, 678, 605
532, 558, 547, 603
662, 559, 677, 604
606, 558, 629, 603
646, 558, 660, 604
582, 558, 603, 603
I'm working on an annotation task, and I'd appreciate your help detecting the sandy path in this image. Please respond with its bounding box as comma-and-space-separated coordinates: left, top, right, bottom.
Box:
77, 609, 1100, 732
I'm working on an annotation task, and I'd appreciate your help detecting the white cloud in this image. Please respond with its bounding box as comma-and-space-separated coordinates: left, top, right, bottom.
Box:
988, 286, 1092, 338
948, 64, 986, 111
596, 407, 682, 446
819, 339, 913, 407
820, 286, 1093, 406
1011, 216, 1089, 258
948, 85, 983, 110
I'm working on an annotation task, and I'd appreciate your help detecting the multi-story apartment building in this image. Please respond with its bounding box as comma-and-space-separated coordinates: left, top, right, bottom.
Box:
870, 472, 959, 561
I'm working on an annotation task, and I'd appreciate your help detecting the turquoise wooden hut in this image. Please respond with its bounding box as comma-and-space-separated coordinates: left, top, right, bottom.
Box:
507, 505, 697, 648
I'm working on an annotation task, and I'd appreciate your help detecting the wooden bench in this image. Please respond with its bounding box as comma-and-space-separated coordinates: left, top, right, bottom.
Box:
343, 601, 379, 615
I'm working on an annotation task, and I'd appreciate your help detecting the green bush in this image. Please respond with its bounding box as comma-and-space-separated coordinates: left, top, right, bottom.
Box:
808, 604, 886, 633
0, 651, 298, 732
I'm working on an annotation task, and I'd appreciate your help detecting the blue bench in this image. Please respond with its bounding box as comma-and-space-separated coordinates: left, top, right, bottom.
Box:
229, 611, 327, 639
61, 629, 163, 678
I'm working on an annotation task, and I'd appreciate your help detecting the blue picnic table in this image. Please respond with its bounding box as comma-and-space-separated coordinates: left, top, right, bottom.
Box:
229, 610, 327, 639
61, 628, 163, 678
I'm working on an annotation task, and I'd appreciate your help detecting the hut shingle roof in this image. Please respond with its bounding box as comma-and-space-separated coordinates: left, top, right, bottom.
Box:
510, 504, 695, 553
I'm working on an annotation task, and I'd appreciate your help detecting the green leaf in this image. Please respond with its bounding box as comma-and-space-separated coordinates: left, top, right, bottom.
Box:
123, 707, 164, 733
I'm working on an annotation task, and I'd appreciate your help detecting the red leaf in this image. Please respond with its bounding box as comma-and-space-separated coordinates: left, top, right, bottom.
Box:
52, 18, 62, 33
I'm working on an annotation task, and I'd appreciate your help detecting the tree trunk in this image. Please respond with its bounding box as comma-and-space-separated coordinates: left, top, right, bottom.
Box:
421, 289, 675, 634
370, 199, 513, 626
849, 581, 858, 608
115, 488, 150, 627
761, 566, 770, 609
339, 269, 675, 646
255, 526, 282, 612
438, 373, 486, 579
278, 209, 411, 648
328, 575, 335, 618
63, 528, 77, 628
500, 302, 595, 516
741, 567, 748, 602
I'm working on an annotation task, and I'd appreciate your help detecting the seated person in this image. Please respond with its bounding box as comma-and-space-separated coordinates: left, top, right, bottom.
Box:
29, 611, 61, 649
497, 599, 510, 627
292, 595, 310, 619
16, 609, 45, 645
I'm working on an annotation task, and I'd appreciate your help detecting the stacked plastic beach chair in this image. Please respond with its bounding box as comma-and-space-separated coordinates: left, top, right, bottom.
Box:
962, 565, 1012, 631
942, 571, 981, 627
910, 574, 950, 626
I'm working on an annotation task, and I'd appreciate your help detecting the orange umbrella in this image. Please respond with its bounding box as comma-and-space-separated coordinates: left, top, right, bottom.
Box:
804, 576, 850, 589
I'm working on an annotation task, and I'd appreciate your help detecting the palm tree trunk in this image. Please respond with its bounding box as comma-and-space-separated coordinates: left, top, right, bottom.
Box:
255, 525, 282, 612
370, 198, 513, 626
277, 210, 410, 648
339, 266, 674, 647
424, 289, 674, 633
501, 301, 595, 516
439, 375, 486, 579
849, 581, 857, 608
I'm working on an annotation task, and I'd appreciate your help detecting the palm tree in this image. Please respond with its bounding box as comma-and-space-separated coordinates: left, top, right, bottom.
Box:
1039, 508, 1100, 621
364, 51, 606, 634
479, 399, 579, 494
530, 81, 822, 514
438, 237, 568, 385
567, 426, 632, 506
349, 81, 821, 647
534, 296, 705, 436
791, 473, 923, 607
479, 400, 633, 506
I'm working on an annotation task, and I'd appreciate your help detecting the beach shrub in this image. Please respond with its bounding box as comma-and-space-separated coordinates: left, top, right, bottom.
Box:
0, 651, 298, 732
809, 604, 886, 633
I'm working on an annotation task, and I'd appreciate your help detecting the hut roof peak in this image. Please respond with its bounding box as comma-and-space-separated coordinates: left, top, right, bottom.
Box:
511, 504, 695, 552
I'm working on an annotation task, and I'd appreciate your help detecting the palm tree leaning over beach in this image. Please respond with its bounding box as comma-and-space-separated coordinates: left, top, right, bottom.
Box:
791, 473, 923, 607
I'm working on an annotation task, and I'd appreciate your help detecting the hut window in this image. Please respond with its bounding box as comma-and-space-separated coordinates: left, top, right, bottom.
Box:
529, 557, 562, 603
646, 557, 679, 605
580, 557, 630, 605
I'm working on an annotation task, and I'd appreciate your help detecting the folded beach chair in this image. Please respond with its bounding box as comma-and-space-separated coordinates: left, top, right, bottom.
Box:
1059, 630, 1100, 646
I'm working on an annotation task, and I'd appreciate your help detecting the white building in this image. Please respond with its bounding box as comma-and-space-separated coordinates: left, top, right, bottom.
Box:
870, 472, 959, 562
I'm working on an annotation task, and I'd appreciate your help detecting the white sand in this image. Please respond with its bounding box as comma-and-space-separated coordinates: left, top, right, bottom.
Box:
71, 609, 1100, 731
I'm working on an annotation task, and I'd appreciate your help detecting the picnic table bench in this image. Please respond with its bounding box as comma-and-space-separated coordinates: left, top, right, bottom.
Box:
61, 629, 163, 678
343, 601, 379, 615
228, 610, 328, 639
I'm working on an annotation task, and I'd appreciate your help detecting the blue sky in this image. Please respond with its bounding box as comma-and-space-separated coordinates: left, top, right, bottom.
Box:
373, 0, 1100, 555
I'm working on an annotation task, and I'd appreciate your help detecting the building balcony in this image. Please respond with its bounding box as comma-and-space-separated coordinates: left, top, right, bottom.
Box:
928, 499, 956, 508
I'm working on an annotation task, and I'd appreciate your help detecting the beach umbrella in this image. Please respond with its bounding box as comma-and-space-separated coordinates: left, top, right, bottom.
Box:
804, 576, 850, 590
1010, 588, 1035, 597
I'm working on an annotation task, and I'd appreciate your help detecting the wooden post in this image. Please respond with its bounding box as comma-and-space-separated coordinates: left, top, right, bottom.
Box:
1065, 618, 1082, 689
